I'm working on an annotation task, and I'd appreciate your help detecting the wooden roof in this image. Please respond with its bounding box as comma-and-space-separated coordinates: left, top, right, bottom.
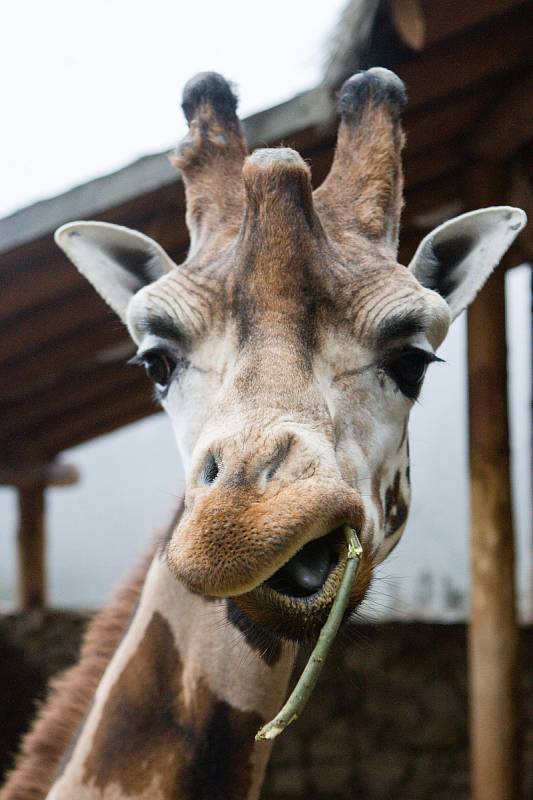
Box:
1, 0, 531, 476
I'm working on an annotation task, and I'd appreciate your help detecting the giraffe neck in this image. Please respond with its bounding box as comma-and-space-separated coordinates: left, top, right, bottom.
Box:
46, 550, 294, 800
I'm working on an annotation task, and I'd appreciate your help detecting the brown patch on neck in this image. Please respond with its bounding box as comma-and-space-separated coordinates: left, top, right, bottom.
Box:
0, 513, 182, 800
384, 470, 408, 537
371, 465, 385, 529
83, 611, 262, 799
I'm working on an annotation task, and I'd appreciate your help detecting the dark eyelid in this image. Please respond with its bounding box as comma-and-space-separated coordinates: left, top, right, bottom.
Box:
383, 346, 444, 403
381, 345, 443, 366
140, 314, 189, 349
128, 346, 176, 366
129, 348, 190, 401
333, 346, 443, 383
375, 312, 426, 349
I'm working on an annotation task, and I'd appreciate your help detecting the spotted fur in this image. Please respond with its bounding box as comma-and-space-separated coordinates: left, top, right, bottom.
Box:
82, 611, 261, 800
0, 542, 156, 800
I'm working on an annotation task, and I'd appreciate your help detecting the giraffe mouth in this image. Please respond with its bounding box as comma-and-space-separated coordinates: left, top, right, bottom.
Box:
233, 527, 372, 640
263, 528, 344, 599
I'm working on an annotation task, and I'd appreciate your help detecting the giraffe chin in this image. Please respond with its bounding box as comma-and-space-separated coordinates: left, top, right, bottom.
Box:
232, 533, 375, 642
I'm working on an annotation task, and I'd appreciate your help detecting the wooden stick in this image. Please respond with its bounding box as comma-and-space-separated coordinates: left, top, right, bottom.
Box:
256, 526, 362, 741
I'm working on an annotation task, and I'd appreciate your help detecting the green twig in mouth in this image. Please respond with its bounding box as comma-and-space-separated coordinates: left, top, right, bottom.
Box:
255, 526, 363, 741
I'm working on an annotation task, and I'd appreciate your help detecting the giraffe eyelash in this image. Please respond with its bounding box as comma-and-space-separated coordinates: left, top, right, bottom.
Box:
381, 347, 444, 400
129, 348, 190, 397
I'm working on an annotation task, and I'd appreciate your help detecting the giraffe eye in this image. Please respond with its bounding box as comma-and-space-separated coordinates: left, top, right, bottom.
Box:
384, 348, 440, 400
142, 350, 177, 387
130, 347, 191, 393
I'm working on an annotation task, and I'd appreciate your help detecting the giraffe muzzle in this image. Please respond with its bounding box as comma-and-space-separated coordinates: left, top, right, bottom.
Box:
166, 472, 363, 597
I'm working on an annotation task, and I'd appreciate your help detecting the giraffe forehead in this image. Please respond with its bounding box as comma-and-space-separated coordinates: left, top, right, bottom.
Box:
131, 237, 441, 352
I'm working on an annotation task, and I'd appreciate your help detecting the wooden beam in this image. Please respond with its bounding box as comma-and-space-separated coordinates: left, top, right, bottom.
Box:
404, 140, 463, 189
509, 163, 533, 261
0, 315, 126, 404
403, 171, 463, 225
420, 0, 528, 47
403, 85, 495, 155
392, 0, 529, 54
0, 285, 109, 364
391, 0, 426, 51
469, 72, 533, 160
0, 368, 151, 453
0, 462, 79, 488
0, 359, 142, 439
39, 389, 159, 458
397, 5, 533, 111
466, 163, 521, 800
17, 485, 46, 609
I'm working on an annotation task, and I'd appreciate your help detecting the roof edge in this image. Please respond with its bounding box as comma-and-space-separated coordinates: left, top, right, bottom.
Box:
0, 86, 336, 256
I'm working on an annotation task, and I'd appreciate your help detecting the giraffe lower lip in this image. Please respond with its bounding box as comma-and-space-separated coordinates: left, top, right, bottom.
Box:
264, 529, 342, 599
236, 529, 363, 641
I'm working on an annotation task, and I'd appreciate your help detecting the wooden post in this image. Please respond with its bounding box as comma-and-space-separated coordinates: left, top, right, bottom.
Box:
467, 243, 521, 798
2, 461, 79, 609
17, 484, 47, 609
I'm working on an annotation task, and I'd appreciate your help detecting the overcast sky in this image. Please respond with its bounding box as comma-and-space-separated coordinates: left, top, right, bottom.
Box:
1, 0, 346, 218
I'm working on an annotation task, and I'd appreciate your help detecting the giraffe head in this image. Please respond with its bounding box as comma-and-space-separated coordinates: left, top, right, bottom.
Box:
56, 70, 525, 639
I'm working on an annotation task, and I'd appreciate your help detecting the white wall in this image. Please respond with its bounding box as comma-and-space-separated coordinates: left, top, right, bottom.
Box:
0, 416, 182, 609
0, 267, 530, 618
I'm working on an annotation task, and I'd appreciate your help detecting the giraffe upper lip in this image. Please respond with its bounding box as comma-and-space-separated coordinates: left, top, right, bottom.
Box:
167, 477, 364, 599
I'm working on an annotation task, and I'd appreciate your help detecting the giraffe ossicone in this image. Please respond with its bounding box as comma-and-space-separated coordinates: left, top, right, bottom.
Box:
2, 68, 525, 800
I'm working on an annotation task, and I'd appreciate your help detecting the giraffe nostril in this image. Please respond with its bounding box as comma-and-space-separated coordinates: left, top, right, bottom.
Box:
202, 453, 219, 485
264, 436, 294, 482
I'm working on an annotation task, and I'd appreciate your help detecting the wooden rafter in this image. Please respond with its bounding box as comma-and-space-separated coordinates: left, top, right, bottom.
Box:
396, 5, 533, 110
509, 163, 533, 260
392, 0, 531, 54
469, 72, 533, 160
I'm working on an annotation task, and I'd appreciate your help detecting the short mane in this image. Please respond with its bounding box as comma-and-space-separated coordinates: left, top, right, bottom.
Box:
0, 541, 158, 800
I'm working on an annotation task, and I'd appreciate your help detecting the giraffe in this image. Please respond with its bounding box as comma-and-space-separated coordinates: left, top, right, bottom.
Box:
1, 68, 525, 800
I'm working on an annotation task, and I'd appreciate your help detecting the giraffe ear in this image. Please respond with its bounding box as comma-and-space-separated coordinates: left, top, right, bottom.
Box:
408, 207, 526, 320
55, 221, 174, 322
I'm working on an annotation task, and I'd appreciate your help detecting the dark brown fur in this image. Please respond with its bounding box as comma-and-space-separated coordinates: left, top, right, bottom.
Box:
171, 72, 247, 254
83, 611, 261, 799
314, 69, 406, 244
384, 470, 408, 537
0, 543, 157, 800
226, 601, 283, 666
